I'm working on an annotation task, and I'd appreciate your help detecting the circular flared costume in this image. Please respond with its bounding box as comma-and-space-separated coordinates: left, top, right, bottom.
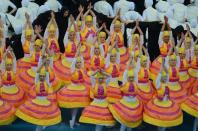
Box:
15, 97, 61, 126
80, 99, 115, 126
0, 100, 16, 125
136, 82, 154, 104
179, 71, 194, 94
107, 80, 122, 103
57, 83, 90, 108
16, 68, 36, 92
167, 82, 187, 104
188, 68, 198, 94
109, 97, 143, 128
181, 93, 198, 118
143, 98, 183, 127
54, 58, 72, 85
150, 56, 164, 80
1, 85, 25, 107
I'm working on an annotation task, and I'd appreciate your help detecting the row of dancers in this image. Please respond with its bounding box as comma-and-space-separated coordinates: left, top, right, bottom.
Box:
0, 9, 197, 131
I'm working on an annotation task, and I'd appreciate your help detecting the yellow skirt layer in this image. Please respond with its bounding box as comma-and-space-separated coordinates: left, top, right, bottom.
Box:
16, 110, 61, 126
109, 104, 142, 128
143, 113, 183, 127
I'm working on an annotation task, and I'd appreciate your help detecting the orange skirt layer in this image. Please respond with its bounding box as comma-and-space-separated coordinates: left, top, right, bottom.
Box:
16, 59, 31, 74
16, 71, 35, 93
0, 100, 16, 125
57, 84, 90, 108
79, 100, 115, 126
54, 59, 71, 84
16, 98, 61, 126
143, 98, 183, 127
107, 86, 122, 104
168, 83, 187, 104
109, 98, 143, 128
1, 86, 25, 107
181, 94, 198, 117
136, 82, 154, 104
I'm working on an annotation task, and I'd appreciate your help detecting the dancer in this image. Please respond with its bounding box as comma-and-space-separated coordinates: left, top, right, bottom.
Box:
189, 44, 198, 94
16, 64, 61, 130
54, 14, 80, 85
44, 12, 60, 61
57, 51, 90, 128
1, 47, 25, 107
109, 60, 143, 131
135, 46, 154, 104
80, 70, 115, 131
144, 61, 183, 131
110, 10, 129, 67
105, 42, 122, 103
150, 16, 173, 80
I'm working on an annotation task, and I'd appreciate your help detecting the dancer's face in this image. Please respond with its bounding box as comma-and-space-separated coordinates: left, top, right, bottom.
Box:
94, 48, 100, 55
169, 59, 177, 67
99, 36, 106, 43
141, 60, 147, 68
163, 36, 170, 43
49, 31, 55, 38
114, 26, 120, 32
110, 55, 116, 63
185, 42, 191, 49
26, 35, 32, 41
75, 61, 82, 69
86, 21, 93, 28
179, 53, 186, 59
161, 76, 167, 82
34, 45, 41, 52
98, 78, 104, 84
69, 32, 75, 41
128, 76, 134, 82
6, 63, 12, 71
39, 74, 45, 82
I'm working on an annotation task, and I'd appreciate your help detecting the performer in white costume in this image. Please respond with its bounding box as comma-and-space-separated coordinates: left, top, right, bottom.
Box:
44, 0, 62, 12
142, 0, 160, 22
166, 0, 188, 28
94, 0, 114, 18
113, 0, 135, 20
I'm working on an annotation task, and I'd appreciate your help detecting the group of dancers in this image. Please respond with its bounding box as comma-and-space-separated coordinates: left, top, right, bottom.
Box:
0, 6, 197, 131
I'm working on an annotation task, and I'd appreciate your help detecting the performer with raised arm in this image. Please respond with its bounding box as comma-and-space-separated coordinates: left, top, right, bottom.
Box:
57, 50, 90, 129
110, 9, 129, 67
144, 59, 183, 131
150, 16, 173, 80
54, 14, 80, 85
16, 63, 61, 131
80, 69, 115, 131
135, 46, 154, 104
97, 23, 111, 57
105, 42, 122, 103
44, 12, 60, 61
175, 34, 194, 94
109, 56, 143, 131
128, 20, 144, 53
0, 19, 6, 64
81, 3, 97, 45
188, 44, 198, 94
16, 33, 44, 93
1, 47, 25, 107
164, 45, 187, 104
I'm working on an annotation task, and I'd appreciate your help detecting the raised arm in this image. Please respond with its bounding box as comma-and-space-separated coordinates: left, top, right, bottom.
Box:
136, 20, 143, 35
103, 23, 110, 36
76, 5, 84, 22
8, 1, 17, 14
35, 25, 44, 41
